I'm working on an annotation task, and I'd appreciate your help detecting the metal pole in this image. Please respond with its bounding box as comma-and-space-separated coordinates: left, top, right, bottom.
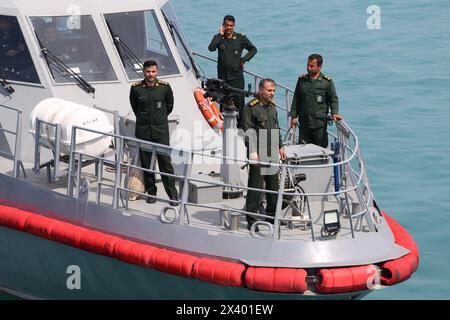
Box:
125, 160, 130, 210
75, 153, 82, 199
285, 89, 290, 127
344, 188, 355, 239
112, 137, 124, 209
67, 126, 77, 197
53, 124, 61, 182
305, 195, 315, 242
178, 152, 193, 225
348, 163, 375, 232
150, 147, 156, 173
273, 164, 287, 240
113, 110, 120, 163
96, 158, 103, 204
13, 110, 22, 178
33, 119, 41, 174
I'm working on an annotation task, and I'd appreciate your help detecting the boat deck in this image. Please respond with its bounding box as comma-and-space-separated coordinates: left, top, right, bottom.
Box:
0, 155, 365, 242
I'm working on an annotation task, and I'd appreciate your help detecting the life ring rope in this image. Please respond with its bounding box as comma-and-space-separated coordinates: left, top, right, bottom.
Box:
194, 88, 223, 133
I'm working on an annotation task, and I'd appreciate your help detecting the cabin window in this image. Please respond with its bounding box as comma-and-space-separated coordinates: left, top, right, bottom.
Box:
104, 10, 179, 79
0, 15, 40, 84
30, 15, 117, 83
161, 2, 194, 72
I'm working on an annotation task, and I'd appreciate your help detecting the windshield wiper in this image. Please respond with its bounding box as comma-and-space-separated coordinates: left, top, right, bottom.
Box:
35, 32, 95, 95
0, 72, 15, 94
161, 12, 201, 79
105, 21, 143, 78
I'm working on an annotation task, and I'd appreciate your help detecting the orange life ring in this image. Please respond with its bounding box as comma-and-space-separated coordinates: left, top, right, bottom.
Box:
194, 88, 223, 132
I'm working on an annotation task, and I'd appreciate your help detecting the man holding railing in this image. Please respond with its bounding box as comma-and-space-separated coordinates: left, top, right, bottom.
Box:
290, 54, 343, 148
242, 78, 286, 231
208, 15, 257, 127
129, 60, 178, 206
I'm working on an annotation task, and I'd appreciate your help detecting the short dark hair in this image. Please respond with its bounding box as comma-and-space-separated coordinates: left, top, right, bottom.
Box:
223, 15, 235, 24
143, 60, 158, 69
259, 78, 276, 89
308, 54, 323, 66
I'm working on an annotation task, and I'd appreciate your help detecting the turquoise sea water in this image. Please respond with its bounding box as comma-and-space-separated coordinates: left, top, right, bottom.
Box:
172, 0, 450, 300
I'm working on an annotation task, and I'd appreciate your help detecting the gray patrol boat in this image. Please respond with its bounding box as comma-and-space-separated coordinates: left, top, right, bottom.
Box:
0, 0, 418, 299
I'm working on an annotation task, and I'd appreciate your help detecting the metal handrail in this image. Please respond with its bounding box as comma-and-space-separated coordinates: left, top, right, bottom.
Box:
0, 104, 24, 178
66, 122, 365, 196
67, 119, 375, 240
70, 123, 360, 170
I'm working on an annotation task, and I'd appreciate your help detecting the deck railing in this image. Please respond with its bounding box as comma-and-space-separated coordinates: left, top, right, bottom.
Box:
193, 52, 376, 228
66, 114, 376, 241
0, 104, 25, 178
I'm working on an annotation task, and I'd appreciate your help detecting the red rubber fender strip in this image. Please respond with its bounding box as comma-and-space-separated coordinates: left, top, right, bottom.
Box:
383, 212, 419, 258
24, 214, 61, 240
113, 239, 159, 268
380, 253, 418, 285
51, 222, 87, 248
79, 230, 122, 256
380, 212, 419, 285
245, 267, 307, 293
192, 258, 245, 287
316, 265, 376, 294
0, 204, 31, 230
150, 249, 199, 278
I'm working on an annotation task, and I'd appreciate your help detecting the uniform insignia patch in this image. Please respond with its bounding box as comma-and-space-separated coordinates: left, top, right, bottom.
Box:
323, 75, 331, 81
249, 99, 260, 107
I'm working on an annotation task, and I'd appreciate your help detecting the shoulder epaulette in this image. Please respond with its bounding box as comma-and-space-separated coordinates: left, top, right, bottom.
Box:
132, 80, 143, 87
300, 74, 308, 79
241, 33, 246, 36
157, 79, 169, 85
323, 75, 332, 81
249, 98, 260, 107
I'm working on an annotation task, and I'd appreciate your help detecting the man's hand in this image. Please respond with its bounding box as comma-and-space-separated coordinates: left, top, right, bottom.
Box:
290, 118, 298, 128
240, 59, 245, 70
279, 148, 287, 161
332, 114, 343, 122
219, 26, 225, 36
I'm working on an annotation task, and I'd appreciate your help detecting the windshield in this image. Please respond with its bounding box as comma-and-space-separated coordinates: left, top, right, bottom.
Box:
104, 10, 179, 79
161, 2, 194, 72
0, 15, 39, 84
31, 15, 117, 83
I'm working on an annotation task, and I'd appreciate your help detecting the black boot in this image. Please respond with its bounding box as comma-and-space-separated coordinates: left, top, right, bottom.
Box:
169, 194, 179, 206
146, 194, 156, 204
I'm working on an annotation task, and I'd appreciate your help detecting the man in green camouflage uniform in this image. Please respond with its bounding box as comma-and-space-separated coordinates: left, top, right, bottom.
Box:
208, 15, 257, 127
290, 54, 343, 148
129, 60, 178, 205
242, 79, 286, 230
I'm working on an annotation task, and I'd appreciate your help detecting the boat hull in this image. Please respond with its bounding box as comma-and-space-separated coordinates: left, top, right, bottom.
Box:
0, 226, 369, 300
